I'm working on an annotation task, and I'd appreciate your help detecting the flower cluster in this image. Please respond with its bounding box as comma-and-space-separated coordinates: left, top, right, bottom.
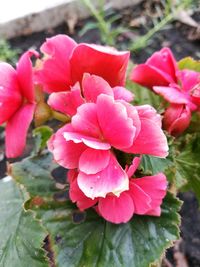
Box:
131, 48, 200, 136
0, 34, 170, 224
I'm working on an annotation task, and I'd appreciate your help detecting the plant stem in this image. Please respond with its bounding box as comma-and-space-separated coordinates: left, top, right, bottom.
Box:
51, 111, 71, 123
130, 13, 173, 51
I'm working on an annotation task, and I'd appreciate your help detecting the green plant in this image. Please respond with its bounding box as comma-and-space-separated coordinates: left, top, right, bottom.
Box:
81, 0, 127, 45
129, 0, 198, 52
0, 40, 19, 64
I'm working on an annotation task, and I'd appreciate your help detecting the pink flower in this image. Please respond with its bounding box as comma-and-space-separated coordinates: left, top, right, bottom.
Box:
0, 51, 38, 158
69, 157, 167, 224
34, 34, 130, 93
154, 70, 200, 135
131, 47, 200, 136
48, 78, 168, 199
130, 47, 178, 88
47, 74, 134, 117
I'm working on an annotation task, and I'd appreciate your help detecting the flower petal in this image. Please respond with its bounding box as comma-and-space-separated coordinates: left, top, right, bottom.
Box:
79, 148, 110, 174
126, 118, 168, 158
177, 70, 200, 93
0, 63, 22, 124
133, 173, 167, 216
146, 47, 177, 82
153, 85, 191, 105
128, 181, 151, 214
71, 102, 101, 138
5, 103, 35, 158
126, 156, 141, 178
35, 34, 77, 93
98, 192, 134, 223
82, 73, 113, 102
135, 105, 162, 127
17, 50, 38, 103
63, 132, 111, 150
48, 124, 87, 168
70, 43, 130, 87
130, 64, 173, 89
48, 84, 84, 116
77, 154, 129, 199
69, 177, 98, 211
113, 86, 134, 102
97, 94, 136, 149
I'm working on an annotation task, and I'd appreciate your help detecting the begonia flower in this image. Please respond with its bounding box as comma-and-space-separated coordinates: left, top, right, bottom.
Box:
130, 47, 178, 88
0, 51, 37, 158
131, 47, 200, 136
34, 34, 130, 93
48, 77, 168, 199
69, 157, 167, 224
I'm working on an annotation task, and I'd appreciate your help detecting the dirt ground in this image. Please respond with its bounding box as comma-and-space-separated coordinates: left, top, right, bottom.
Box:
1, 0, 200, 266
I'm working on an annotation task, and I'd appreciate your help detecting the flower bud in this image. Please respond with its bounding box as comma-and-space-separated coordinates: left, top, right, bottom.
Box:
163, 104, 191, 136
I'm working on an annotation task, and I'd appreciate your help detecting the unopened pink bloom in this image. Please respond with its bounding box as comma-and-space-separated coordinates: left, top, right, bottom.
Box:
130, 47, 178, 88
163, 104, 191, 136
0, 51, 38, 158
34, 34, 130, 93
69, 157, 167, 224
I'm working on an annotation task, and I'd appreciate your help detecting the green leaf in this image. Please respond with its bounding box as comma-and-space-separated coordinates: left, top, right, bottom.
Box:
11, 154, 181, 267
78, 22, 98, 37
33, 193, 181, 267
178, 57, 200, 72
141, 155, 172, 175
0, 177, 48, 267
11, 153, 58, 198
175, 134, 200, 203
33, 126, 53, 154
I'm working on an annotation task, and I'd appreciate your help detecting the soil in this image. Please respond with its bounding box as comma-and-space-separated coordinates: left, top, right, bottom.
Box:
1, 0, 200, 266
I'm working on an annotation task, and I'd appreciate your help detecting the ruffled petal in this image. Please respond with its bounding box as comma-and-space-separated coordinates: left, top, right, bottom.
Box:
126, 118, 168, 158
69, 177, 98, 211
128, 181, 151, 214
35, 34, 77, 93
71, 102, 101, 138
153, 85, 192, 106
82, 73, 113, 102
63, 132, 111, 150
48, 124, 87, 168
77, 154, 129, 199
48, 85, 84, 116
98, 192, 134, 223
70, 43, 130, 87
113, 86, 134, 102
126, 156, 141, 178
97, 94, 136, 149
79, 148, 110, 174
135, 105, 162, 127
5, 103, 35, 158
177, 70, 200, 93
17, 50, 38, 103
133, 173, 167, 216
